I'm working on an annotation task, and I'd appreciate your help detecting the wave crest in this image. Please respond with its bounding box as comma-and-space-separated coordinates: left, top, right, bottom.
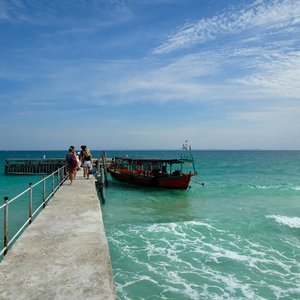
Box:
267, 215, 300, 228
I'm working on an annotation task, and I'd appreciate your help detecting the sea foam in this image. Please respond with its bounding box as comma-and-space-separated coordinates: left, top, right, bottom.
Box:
267, 215, 300, 228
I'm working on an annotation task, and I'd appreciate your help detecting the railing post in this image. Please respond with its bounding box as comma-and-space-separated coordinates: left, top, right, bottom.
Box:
4, 196, 8, 255
43, 176, 46, 208
52, 173, 55, 192
60, 167, 62, 183
29, 182, 33, 224
57, 169, 60, 186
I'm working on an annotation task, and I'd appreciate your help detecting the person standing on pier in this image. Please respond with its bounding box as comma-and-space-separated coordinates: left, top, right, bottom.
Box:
66, 146, 78, 185
79, 145, 93, 179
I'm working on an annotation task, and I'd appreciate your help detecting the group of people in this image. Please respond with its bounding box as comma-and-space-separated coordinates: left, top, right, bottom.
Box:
65, 145, 93, 185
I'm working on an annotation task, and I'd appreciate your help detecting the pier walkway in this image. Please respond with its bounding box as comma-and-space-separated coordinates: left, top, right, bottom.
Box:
0, 170, 116, 300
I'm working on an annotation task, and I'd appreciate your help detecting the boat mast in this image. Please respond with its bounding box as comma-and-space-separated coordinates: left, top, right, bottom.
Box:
181, 140, 197, 174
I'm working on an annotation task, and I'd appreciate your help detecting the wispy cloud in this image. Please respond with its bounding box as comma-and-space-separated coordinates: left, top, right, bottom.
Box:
0, 0, 133, 26
152, 0, 300, 54
1, 0, 300, 149
0, 0, 54, 24
229, 49, 300, 98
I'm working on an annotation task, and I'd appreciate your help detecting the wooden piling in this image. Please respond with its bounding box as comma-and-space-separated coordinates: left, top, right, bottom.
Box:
102, 151, 108, 186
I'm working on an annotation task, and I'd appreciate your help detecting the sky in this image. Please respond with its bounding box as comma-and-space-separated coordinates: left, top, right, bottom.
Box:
0, 0, 300, 150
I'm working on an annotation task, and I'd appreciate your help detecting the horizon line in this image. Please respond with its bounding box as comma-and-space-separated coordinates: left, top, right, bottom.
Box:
1, 149, 300, 151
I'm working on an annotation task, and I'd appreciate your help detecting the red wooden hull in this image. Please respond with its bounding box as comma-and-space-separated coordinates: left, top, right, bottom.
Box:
108, 169, 194, 189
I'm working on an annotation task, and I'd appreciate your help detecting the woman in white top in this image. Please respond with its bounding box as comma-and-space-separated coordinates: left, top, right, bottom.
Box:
80, 145, 93, 179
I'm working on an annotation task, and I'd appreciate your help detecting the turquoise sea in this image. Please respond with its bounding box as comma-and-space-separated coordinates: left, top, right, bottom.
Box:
1, 150, 300, 299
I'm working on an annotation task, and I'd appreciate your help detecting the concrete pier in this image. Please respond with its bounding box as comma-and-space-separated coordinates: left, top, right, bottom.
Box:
0, 170, 116, 300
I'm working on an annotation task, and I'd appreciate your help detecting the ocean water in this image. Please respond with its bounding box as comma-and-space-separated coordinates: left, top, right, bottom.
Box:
101, 150, 300, 300
1, 150, 300, 299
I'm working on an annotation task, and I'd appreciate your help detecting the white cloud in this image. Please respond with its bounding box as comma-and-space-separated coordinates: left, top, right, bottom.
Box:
152, 0, 300, 54
0, 0, 50, 24
231, 50, 300, 98
0, 0, 133, 26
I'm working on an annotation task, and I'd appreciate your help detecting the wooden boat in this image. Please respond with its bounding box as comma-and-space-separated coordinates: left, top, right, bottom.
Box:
107, 144, 197, 189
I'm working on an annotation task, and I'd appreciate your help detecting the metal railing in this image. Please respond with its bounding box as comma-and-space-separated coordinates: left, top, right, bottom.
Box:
0, 165, 68, 259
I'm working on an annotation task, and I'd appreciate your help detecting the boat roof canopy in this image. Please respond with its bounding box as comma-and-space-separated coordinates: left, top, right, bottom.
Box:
113, 156, 193, 164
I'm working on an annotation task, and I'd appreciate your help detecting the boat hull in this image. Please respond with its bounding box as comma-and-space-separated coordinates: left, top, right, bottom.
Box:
108, 170, 193, 189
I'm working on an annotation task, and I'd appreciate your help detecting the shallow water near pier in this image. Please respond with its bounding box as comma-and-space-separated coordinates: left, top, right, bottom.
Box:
1, 150, 300, 299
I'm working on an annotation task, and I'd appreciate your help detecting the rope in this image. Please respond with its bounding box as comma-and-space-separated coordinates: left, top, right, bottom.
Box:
191, 179, 205, 187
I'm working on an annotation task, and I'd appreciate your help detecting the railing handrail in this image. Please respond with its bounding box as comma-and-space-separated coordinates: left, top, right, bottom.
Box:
0, 165, 68, 259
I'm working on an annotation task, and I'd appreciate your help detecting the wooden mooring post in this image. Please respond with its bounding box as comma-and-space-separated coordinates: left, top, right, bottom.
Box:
99, 165, 106, 204
101, 151, 109, 187
95, 163, 106, 204
95, 152, 111, 204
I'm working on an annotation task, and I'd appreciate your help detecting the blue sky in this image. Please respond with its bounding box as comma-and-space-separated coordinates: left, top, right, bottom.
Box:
0, 0, 300, 150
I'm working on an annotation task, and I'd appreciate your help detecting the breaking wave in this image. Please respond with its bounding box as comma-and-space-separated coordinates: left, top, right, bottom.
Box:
250, 184, 300, 191
267, 215, 300, 229
108, 219, 300, 299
